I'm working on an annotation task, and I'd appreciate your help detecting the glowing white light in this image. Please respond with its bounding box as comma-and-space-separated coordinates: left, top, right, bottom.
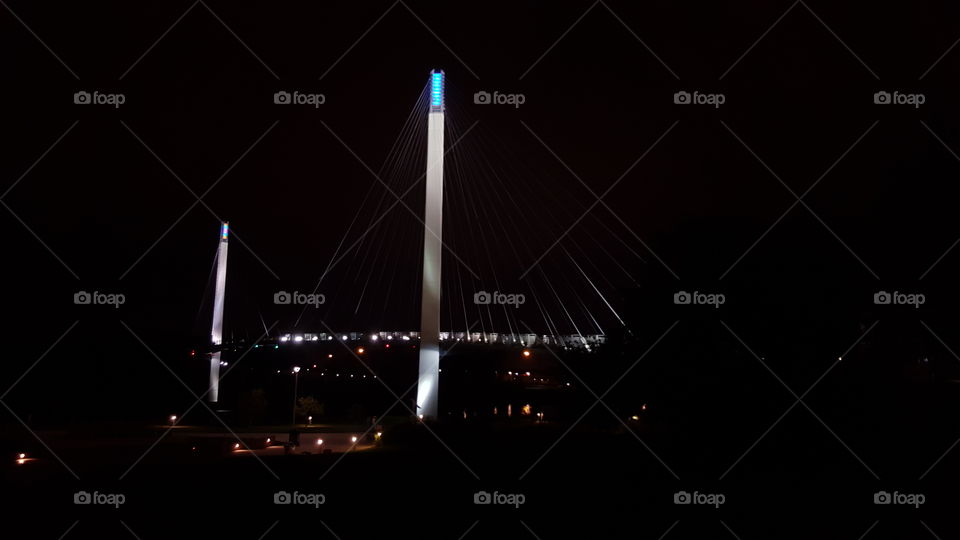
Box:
316, 439, 323, 445
402, 336, 410, 341
350, 436, 358, 443
293, 366, 301, 373
294, 335, 304, 343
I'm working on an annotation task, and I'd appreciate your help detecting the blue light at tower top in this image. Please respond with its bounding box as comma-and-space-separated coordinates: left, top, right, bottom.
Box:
221, 222, 229, 240
430, 70, 444, 110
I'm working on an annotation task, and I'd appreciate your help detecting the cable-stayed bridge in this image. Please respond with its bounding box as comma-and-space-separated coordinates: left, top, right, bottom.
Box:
199, 70, 646, 418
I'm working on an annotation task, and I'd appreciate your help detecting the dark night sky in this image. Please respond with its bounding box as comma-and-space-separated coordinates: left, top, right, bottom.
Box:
3, 1, 960, 416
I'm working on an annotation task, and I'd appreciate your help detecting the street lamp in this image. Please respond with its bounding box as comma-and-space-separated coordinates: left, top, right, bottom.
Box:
292, 366, 301, 426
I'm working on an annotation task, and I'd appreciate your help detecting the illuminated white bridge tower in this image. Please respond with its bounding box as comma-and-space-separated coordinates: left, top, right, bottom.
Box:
416, 70, 445, 419
209, 221, 229, 403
